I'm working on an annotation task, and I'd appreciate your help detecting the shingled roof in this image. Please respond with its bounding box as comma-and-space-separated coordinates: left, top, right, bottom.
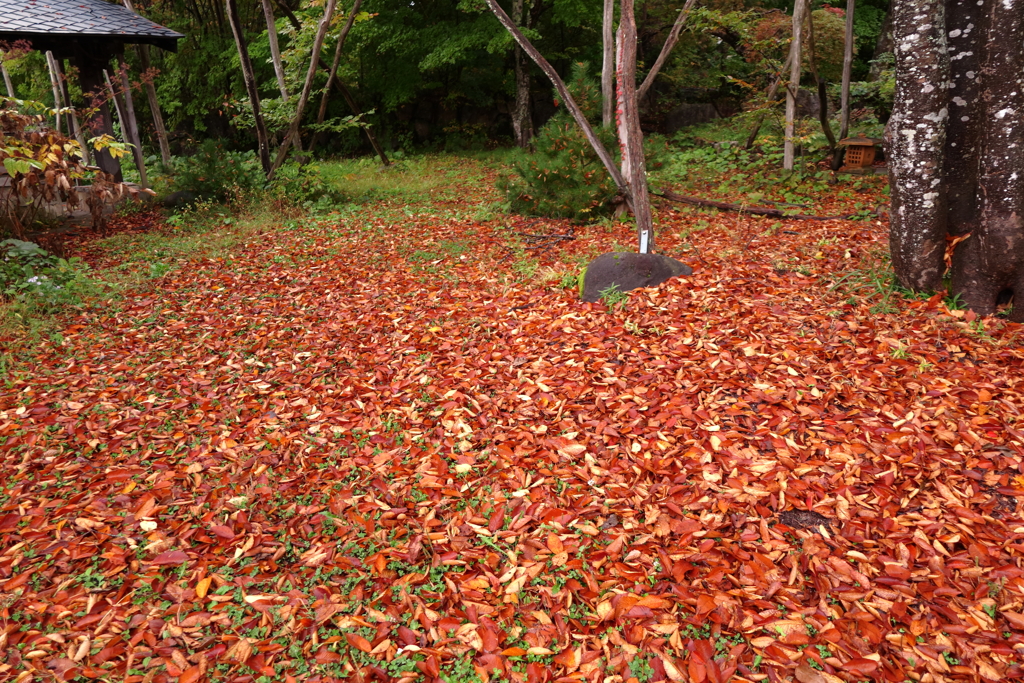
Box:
0, 0, 183, 51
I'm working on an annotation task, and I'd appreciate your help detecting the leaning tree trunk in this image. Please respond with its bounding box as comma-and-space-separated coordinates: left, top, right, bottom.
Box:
270, 0, 338, 175
601, 0, 615, 127
616, 0, 653, 253
511, 0, 534, 148
636, 0, 698, 104
226, 0, 272, 175
888, 0, 1024, 321
484, 0, 627, 194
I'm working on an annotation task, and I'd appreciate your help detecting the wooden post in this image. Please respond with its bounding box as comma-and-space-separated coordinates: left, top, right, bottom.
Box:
114, 58, 148, 187
783, 0, 805, 170
1, 59, 13, 98
45, 51, 64, 134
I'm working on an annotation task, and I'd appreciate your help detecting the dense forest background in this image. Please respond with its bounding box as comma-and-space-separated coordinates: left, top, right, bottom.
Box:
2, 0, 893, 159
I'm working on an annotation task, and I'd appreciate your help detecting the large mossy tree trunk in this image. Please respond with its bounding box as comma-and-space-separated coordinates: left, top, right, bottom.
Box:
887, 0, 1024, 321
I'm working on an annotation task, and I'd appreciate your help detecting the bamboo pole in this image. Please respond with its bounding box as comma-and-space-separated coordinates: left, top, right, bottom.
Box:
116, 57, 148, 187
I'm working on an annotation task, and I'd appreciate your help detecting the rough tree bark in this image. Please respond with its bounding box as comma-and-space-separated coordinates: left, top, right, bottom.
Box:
270, 0, 338, 175
511, 0, 534, 148
636, 0, 698, 104
616, 0, 653, 253
783, 0, 805, 170
226, 0, 272, 175
888, 0, 1024, 321
601, 0, 614, 127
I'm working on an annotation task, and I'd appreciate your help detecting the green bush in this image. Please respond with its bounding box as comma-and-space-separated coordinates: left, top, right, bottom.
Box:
499, 63, 668, 222
1, 238, 98, 313
160, 140, 265, 203
270, 161, 346, 209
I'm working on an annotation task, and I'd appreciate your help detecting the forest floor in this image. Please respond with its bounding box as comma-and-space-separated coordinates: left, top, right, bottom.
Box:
1, 153, 1023, 683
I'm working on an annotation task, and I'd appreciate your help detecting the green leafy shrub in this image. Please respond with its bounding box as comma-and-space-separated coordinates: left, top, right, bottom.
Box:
160, 140, 265, 203
1, 238, 98, 312
270, 161, 346, 209
499, 63, 668, 222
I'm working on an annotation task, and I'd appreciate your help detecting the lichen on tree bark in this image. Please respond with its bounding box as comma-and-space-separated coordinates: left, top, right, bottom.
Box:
887, 0, 1024, 320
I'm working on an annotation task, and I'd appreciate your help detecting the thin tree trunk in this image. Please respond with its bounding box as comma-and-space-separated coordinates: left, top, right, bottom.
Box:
804, 7, 835, 151
116, 57, 148, 188
601, 0, 614, 127
45, 51, 63, 134
885, 0, 948, 291
121, 0, 171, 165
832, 0, 855, 170
262, 0, 289, 100
617, 0, 653, 253
484, 0, 627, 194
744, 50, 793, 149
636, 0, 698, 104
226, 0, 272, 175
511, 0, 534, 148
270, 0, 339, 176
313, 0, 363, 155
783, 0, 805, 170
1, 60, 13, 98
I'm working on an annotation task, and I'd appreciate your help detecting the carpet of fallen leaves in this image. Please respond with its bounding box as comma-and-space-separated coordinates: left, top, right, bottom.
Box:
2, 157, 1024, 683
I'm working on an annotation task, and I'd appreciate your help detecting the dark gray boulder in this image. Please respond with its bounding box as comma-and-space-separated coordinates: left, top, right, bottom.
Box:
160, 190, 198, 209
581, 252, 692, 302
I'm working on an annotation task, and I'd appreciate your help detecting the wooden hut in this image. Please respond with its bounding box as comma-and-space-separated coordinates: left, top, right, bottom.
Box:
0, 0, 183, 180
